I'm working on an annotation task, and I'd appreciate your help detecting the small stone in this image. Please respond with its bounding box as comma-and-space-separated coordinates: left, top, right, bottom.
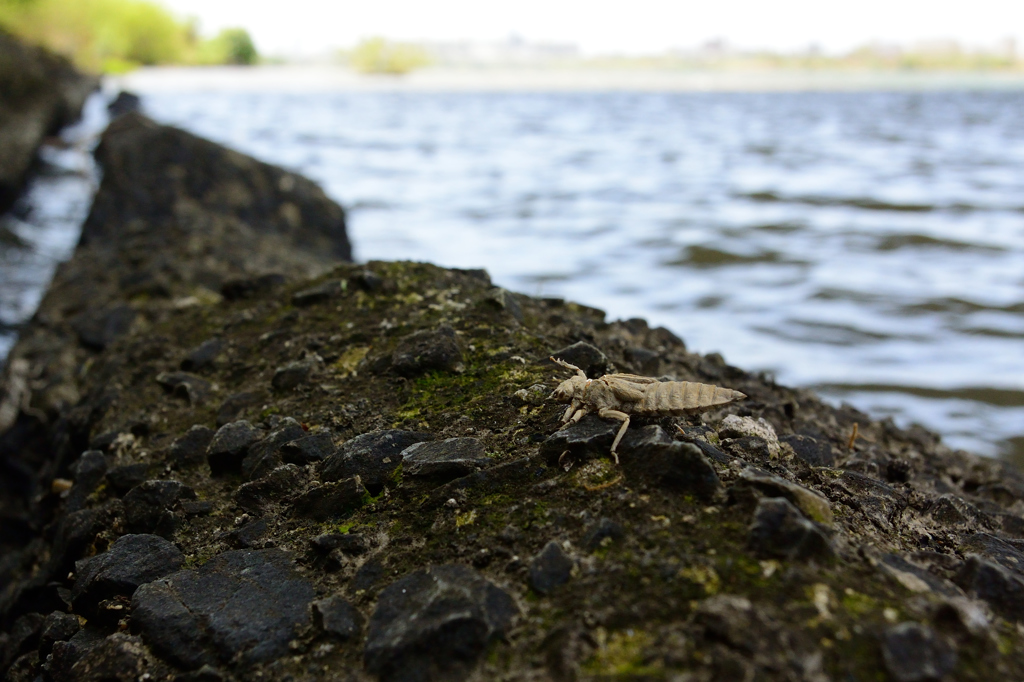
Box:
313, 595, 363, 640
718, 415, 780, 458
68, 633, 148, 682
551, 341, 613, 377
540, 414, 618, 463
622, 441, 721, 501
181, 338, 224, 372
364, 564, 518, 681
350, 269, 383, 292
71, 305, 136, 350
206, 420, 263, 475
124, 480, 197, 537
234, 464, 308, 514
582, 517, 625, 552
878, 554, 961, 597
735, 469, 834, 526
106, 463, 150, 495
960, 532, 1024, 576
242, 418, 306, 480
313, 533, 369, 555
131, 548, 314, 670
781, 434, 836, 467
748, 497, 833, 561
107, 91, 141, 117
272, 356, 323, 390
168, 425, 215, 468
837, 471, 907, 530
66, 450, 108, 512
530, 541, 575, 594
291, 477, 368, 521
216, 392, 262, 427
281, 432, 335, 464
954, 555, 1024, 622
881, 622, 957, 682
155, 372, 211, 406
1, 613, 45, 672
484, 288, 524, 323
220, 273, 286, 301
390, 325, 464, 376
695, 595, 755, 652
401, 437, 490, 480
227, 518, 269, 548
321, 429, 431, 491
292, 279, 345, 306
39, 612, 81, 657
71, 534, 183, 614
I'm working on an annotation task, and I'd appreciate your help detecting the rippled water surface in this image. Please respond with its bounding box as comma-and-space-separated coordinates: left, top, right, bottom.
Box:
8, 87, 1024, 459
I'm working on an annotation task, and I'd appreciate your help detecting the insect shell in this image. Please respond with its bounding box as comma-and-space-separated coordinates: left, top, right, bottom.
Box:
549, 356, 746, 463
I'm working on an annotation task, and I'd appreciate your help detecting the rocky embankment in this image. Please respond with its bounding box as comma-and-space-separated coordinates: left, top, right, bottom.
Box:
0, 29, 97, 214
3, 114, 1024, 682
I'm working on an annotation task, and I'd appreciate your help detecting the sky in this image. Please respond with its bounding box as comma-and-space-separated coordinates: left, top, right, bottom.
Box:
159, 0, 1024, 57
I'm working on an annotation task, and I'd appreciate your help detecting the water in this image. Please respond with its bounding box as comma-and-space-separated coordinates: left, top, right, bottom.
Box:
4, 83, 1023, 460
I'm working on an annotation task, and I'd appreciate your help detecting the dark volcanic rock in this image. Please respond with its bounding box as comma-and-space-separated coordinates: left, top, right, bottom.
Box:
66, 450, 107, 512
312, 595, 363, 640
70, 534, 183, 613
281, 432, 335, 464
105, 463, 150, 496
39, 611, 81, 657
582, 517, 625, 552
131, 549, 314, 670
960, 532, 1024, 576
221, 273, 287, 301
623, 441, 722, 500
168, 425, 215, 468
881, 622, 957, 682
216, 392, 262, 427
66, 633, 148, 682
530, 541, 575, 594
292, 279, 345, 306
71, 306, 137, 351
781, 434, 836, 467
106, 91, 141, 118
234, 464, 307, 513
0, 28, 97, 212
123, 480, 196, 536
551, 341, 613, 377
364, 564, 518, 681
271, 357, 322, 391
206, 420, 263, 475
291, 477, 367, 521
748, 497, 833, 561
391, 324, 464, 376
955, 555, 1024, 622
401, 437, 490, 479
155, 371, 211, 406
241, 418, 306, 480
321, 429, 431, 491
180, 338, 224, 372
541, 414, 618, 463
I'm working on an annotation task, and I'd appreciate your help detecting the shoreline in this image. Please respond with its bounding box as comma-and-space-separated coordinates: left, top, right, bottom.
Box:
112, 64, 1024, 93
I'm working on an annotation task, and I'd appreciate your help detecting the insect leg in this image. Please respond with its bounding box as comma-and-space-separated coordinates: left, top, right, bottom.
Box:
550, 356, 587, 379
562, 400, 579, 424
598, 409, 630, 465
570, 407, 588, 424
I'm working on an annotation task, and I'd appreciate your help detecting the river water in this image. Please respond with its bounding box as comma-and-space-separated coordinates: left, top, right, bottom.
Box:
3, 80, 1023, 460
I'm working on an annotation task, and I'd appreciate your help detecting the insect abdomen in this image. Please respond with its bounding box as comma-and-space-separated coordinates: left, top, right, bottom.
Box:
637, 381, 745, 415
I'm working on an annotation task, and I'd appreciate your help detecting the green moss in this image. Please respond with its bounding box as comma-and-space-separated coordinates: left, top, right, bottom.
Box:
582, 629, 664, 678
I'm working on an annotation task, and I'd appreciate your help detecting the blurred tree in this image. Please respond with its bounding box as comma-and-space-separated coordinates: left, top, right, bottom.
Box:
197, 27, 258, 65
349, 37, 430, 75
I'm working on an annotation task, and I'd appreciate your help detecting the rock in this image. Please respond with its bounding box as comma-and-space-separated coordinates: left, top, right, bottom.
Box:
44, 626, 107, 682
364, 564, 518, 681
71, 306, 137, 351
168, 425, 215, 468
65, 450, 107, 512
105, 463, 150, 495
271, 356, 322, 391
0, 29, 97, 212
291, 477, 367, 521
221, 274, 288, 301
321, 429, 431, 492
67, 633, 148, 682
781, 434, 836, 467
241, 418, 306, 480
401, 437, 490, 480
619, 424, 674, 452
107, 91, 141, 118
622, 441, 721, 500
748, 497, 833, 561
180, 338, 224, 372
735, 469, 834, 526
234, 464, 307, 513
350, 269, 384, 292
881, 622, 957, 682
1, 612, 44, 671
312, 595, 363, 640
530, 541, 575, 594
718, 415, 780, 458
312, 532, 369, 556
960, 533, 1024, 576
292, 279, 345, 306
878, 554, 962, 597
123, 480, 196, 536
954, 555, 1024, 622
225, 518, 269, 549
206, 420, 263, 475
70, 534, 183, 614
39, 611, 81, 657
131, 548, 314, 670
281, 432, 335, 464
582, 517, 625, 552
540, 414, 618, 463
391, 325, 464, 376
155, 372, 211, 406
837, 471, 907, 530
215, 392, 262, 427
695, 595, 755, 651
551, 341, 613, 377
484, 288, 524, 324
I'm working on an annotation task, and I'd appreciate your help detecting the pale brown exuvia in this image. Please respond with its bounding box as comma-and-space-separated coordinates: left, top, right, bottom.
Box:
549, 356, 747, 463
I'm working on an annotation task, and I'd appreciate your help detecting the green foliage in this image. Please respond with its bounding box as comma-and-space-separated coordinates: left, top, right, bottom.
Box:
0, 0, 258, 72
348, 37, 430, 75
196, 27, 257, 65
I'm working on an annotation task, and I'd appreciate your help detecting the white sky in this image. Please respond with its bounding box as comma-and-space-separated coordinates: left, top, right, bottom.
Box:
158, 0, 1024, 57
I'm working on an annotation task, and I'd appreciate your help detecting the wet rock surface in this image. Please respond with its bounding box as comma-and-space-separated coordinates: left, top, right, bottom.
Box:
3, 113, 1024, 681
